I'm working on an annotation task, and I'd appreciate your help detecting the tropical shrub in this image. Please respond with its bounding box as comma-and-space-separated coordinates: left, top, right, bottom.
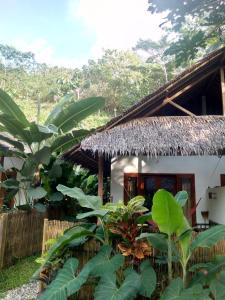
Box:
138, 189, 225, 298
0, 89, 104, 210
36, 187, 225, 299
36, 186, 157, 299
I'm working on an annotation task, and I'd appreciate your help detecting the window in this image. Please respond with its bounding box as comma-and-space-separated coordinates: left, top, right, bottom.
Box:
124, 173, 196, 225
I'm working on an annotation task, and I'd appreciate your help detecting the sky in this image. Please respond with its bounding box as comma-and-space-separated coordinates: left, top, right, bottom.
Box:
0, 0, 164, 68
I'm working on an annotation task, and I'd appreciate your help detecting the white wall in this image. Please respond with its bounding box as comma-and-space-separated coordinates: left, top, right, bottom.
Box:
3, 157, 26, 206
111, 156, 225, 223
208, 186, 225, 225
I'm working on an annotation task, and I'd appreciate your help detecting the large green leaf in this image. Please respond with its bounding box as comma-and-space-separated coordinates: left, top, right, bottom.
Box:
28, 123, 57, 143
57, 184, 102, 210
0, 89, 29, 127
94, 269, 141, 300
210, 273, 225, 300
48, 164, 62, 178
76, 209, 109, 219
20, 147, 50, 178
0, 134, 24, 151
33, 146, 51, 165
0, 114, 32, 144
40, 246, 124, 300
0, 123, 6, 131
137, 212, 152, 224
87, 246, 124, 276
175, 191, 189, 207
136, 232, 168, 252
159, 278, 210, 300
139, 260, 157, 298
49, 96, 105, 133
152, 189, 185, 235
45, 94, 74, 125
27, 187, 47, 200
51, 129, 89, 153
45, 224, 96, 262
49, 192, 64, 202
189, 256, 225, 286
20, 157, 37, 177
40, 257, 89, 300
0, 178, 19, 189
190, 225, 225, 250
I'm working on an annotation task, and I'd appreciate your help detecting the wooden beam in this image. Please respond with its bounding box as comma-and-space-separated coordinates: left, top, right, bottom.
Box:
145, 66, 219, 117
98, 155, 104, 201
107, 63, 219, 128
201, 96, 207, 115
0, 156, 4, 208
220, 67, 225, 115
168, 101, 196, 116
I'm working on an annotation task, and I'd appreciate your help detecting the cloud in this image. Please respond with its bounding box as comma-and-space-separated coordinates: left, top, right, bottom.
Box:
68, 0, 165, 57
13, 38, 84, 68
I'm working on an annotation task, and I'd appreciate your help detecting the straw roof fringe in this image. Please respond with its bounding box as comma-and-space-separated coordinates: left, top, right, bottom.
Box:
81, 116, 225, 157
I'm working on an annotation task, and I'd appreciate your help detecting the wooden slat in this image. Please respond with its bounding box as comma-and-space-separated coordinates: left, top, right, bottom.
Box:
220, 68, 225, 115
168, 101, 196, 116
98, 155, 104, 201
145, 66, 219, 117
0, 214, 8, 269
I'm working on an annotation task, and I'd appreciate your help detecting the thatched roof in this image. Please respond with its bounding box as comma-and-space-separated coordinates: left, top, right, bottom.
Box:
81, 116, 225, 157
63, 47, 225, 170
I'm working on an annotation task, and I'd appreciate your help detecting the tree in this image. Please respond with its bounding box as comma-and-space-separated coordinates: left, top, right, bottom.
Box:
148, 0, 225, 66
133, 36, 175, 82
81, 49, 166, 114
0, 89, 105, 208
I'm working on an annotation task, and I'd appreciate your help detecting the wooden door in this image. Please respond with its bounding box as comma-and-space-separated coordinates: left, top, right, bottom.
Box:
124, 173, 196, 225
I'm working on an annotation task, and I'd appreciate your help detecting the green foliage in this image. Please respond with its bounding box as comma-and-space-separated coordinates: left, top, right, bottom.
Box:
45, 224, 96, 263
159, 278, 211, 300
94, 270, 140, 300
0, 89, 29, 127
191, 225, 225, 250
40, 258, 87, 300
0, 88, 104, 209
175, 191, 189, 207
40, 245, 126, 300
0, 255, 39, 294
0, 43, 172, 122
38, 187, 225, 300
152, 189, 185, 235
47, 96, 105, 132
149, 189, 225, 289
57, 184, 102, 210
148, 0, 225, 66
139, 260, 157, 298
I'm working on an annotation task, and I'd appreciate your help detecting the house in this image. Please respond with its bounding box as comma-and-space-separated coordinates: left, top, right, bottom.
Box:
64, 47, 225, 226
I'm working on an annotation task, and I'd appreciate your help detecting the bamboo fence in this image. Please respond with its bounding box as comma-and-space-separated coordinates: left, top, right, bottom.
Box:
41, 219, 225, 299
0, 210, 45, 268
42, 218, 77, 254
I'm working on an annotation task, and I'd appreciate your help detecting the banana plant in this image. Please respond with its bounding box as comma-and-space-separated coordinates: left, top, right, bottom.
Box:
0, 89, 105, 207
138, 189, 225, 288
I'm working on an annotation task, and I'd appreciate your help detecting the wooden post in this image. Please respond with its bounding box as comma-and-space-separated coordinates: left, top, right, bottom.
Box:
0, 156, 4, 208
220, 68, 225, 115
98, 155, 104, 201
201, 96, 207, 115
0, 213, 8, 269
42, 218, 48, 255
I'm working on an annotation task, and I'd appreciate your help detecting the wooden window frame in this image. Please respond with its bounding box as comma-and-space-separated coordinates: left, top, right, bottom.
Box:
220, 174, 225, 186
124, 172, 196, 225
